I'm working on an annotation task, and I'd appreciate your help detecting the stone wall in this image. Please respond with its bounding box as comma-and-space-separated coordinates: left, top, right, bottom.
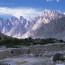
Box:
0, 43, 65, 59
0, 48, 29, 59
30, 43, 65, 56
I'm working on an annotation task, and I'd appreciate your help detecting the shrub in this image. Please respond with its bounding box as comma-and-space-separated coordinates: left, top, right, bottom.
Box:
60, 39, 64, 43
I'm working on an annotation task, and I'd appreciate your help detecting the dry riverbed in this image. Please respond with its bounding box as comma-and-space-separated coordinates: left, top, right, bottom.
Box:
0, 56, 65, 65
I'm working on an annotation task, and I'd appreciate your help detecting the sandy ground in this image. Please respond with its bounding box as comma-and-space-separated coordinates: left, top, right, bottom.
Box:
0, 56, 65, 65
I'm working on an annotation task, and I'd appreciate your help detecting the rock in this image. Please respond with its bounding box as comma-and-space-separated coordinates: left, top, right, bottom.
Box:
53, 53, 64, 62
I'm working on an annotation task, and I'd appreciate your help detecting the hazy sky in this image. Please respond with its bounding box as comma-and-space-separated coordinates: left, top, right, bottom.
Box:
0, 0, 65, 19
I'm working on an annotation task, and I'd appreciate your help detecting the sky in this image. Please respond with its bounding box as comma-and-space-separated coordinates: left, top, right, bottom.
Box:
0, 0, 65, 19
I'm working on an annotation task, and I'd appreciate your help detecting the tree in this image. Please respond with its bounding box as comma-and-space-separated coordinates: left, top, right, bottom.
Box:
0, 37, 1, 40
60, 39, 63, 43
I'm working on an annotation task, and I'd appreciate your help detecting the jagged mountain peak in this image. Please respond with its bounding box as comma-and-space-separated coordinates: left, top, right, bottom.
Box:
23, 10, 65, 39
20, 16, 26, 21
42, 9, 62, 15
10, 17, 18, 20
43, 9, 60, 13
41, 9, 65, 20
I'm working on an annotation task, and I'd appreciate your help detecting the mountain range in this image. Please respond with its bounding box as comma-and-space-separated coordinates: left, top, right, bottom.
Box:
0, 9, 65, 40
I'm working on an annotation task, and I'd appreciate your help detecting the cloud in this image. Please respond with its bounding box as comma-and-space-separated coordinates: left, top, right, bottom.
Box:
0, 7, 41, 19
56, 0, 60, 2
64, 13, 65, 15
46, 0, 53, 2
46, 0, 60, 2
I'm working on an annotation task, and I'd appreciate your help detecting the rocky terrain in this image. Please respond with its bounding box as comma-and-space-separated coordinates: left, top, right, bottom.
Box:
0, 43, 65, 65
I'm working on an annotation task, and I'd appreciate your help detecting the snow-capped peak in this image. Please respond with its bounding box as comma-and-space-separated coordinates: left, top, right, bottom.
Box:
42, 9, 62, 15
41, 9, 64, 19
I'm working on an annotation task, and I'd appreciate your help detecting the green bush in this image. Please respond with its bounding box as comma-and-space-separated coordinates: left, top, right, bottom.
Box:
0, 37, 65, 48
0, 37, 1, 40
60, 39, 64, 43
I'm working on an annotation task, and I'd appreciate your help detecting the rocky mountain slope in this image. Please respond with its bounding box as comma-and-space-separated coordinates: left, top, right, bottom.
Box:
22, 10, 65, 39
0, 9, 65, 39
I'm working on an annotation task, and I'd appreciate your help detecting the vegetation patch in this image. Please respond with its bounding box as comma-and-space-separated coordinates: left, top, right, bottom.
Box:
0, 36, 65, 48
